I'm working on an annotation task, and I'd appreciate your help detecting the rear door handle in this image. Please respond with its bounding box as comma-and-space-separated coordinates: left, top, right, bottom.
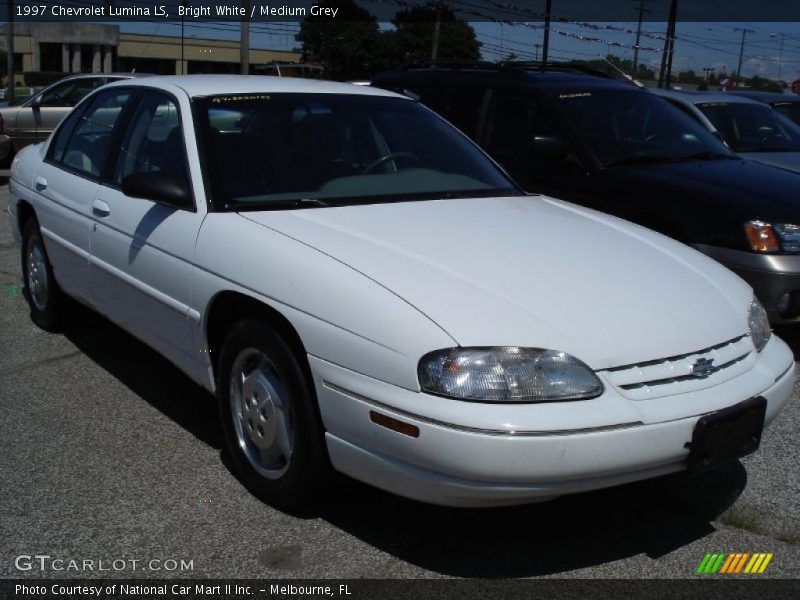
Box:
92, 199, 111, 217
34, 176, 47, 191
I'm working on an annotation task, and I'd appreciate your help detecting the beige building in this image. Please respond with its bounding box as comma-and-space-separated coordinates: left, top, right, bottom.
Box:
1, 23, 301, 85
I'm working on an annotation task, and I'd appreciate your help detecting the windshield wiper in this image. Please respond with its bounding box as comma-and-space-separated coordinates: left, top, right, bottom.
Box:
736, 146, 800, 153
604, 155, 678, 167
227, 197, 331, 211
605, 151, 735, 167
678, 151, 737, 161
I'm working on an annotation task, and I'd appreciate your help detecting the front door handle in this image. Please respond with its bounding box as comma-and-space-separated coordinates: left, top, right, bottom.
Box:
92, 199, 111, 217
34, 176, 47, 191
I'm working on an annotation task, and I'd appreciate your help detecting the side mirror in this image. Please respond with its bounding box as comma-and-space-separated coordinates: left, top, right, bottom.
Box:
530, 135, 570, 161
31, 95, 42, 109
122, 172, 192, 208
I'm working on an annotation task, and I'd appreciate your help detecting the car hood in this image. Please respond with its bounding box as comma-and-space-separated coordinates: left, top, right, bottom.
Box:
241, 196, 752, 369
606, 158, 800, 224
738, 152, 800, 174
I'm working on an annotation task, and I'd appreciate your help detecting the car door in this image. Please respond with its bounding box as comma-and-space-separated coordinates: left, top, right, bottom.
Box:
90, 89, 204, 374
33, 88, 135, 304
481, 90, 591, 198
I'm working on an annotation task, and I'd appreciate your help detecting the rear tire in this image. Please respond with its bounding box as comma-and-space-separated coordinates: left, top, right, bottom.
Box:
21, 218, 65, 330
217, 319, 330, 508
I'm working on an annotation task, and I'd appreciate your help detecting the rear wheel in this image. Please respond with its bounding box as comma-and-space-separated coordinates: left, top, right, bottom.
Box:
21, 218, 65, 330
217, 319, 330, 508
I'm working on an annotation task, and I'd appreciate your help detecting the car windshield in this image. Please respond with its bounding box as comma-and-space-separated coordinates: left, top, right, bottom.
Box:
770, 101, 800, 127
554, 90, 733, 167
194, 93, 518, 210
696, 102, 800, 152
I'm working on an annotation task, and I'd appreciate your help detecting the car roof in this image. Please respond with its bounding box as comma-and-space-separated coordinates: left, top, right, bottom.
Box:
55, 72, 144, 81
104, 74, 404, 99
372, 67, 640, 94
730, 90, 800, 104
651, 89, 762, 106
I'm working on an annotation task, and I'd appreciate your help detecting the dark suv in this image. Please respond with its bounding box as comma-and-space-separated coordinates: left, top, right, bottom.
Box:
372, 65, 800, 324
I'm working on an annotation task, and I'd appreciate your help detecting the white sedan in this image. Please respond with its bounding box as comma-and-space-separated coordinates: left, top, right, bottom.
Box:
8, 76, 795, 508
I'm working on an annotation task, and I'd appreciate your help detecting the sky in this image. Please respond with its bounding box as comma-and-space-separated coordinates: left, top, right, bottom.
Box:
117, 12, 800, 83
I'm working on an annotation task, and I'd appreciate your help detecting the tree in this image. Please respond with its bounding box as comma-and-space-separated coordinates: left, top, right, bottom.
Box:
388, 3, 481, 66
295, 0, 382, 80
748, 75, 782, 92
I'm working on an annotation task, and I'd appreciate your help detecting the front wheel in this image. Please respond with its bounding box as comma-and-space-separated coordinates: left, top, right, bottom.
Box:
21, 218, 65, 330
217, 319, 331, 508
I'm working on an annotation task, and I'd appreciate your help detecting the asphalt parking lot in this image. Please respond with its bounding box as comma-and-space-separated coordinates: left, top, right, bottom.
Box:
0, 180, 798, 580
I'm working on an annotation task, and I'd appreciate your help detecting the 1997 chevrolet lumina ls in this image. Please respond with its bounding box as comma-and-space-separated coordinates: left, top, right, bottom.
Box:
8, 76, 795, 507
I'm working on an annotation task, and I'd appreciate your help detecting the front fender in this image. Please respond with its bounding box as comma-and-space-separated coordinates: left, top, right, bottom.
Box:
193, 213, 456, 391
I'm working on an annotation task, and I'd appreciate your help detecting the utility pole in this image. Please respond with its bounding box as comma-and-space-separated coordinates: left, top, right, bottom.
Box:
180, 0, 187, 75
240, 0, 250, 75
431, 1, 442, 61
777, 33, 785, 81
658, 0, 678, 88
534, 44, 541, 62
631, 0, 653, 72
734, 27, 753, 88
5, 0, 14, 101
541, 0, 552, 71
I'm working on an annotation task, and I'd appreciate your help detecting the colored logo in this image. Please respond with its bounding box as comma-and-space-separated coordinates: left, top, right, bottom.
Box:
696, 552, 773, 574
690, 357, 715, 378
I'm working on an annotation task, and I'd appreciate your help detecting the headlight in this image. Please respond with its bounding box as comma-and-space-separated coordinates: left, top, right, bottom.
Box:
418, 347, 603, 403
744, 221, 800, 253
748, 297, 771, 352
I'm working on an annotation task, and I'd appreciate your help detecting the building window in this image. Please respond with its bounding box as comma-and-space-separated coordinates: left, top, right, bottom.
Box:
117, 56, 176, 75
81, 44, 94, 72
39, 43, 63, 72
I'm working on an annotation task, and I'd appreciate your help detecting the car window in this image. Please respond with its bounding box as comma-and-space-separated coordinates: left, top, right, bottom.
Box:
48, 105, 86, 163
771, 102, 800, 126
483, 91, 576, 186
555, 91, 731, 166
697, 102, 800, 152
399, 84, 486, 139
57, 89, 133, 177
38, 78, 106, 108
114, 91, 186, 186
195, 93, 516, 209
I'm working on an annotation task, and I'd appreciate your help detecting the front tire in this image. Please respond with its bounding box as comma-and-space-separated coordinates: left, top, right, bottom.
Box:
217, 319, 330, 508
21, 218, 65, 330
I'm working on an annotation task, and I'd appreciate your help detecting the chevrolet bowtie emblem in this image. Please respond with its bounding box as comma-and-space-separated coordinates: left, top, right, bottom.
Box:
690, 357, 715, 378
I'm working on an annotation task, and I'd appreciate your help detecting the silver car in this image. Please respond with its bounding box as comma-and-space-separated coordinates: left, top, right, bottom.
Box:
0, 73, 139, 165
652, 89, 800, 174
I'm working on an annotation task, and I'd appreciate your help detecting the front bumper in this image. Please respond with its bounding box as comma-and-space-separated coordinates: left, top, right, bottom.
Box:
697, 244, 800, 324
311, 336, 794, 507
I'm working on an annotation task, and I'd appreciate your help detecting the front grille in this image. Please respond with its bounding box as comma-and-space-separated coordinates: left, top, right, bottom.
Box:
602, 335, 755, 400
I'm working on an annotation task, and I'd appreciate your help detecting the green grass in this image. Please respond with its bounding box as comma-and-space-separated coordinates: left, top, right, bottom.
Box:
719, 507, 767, 536
720, 506, 799, 545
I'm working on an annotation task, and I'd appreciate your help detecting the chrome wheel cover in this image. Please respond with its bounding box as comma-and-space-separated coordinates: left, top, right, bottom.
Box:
229, 348, 294, 479
27, 239, 48, 312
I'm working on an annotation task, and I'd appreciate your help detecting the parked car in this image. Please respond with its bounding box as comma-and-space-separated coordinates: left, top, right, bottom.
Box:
653, 89, 800, 174
730, 90, 800, 125
373, 66, 800, 324
9, 75, 793, 508
0, 73, 142, 165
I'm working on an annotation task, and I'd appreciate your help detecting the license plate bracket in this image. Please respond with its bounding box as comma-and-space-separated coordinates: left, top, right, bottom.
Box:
687, 396, 767, 476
